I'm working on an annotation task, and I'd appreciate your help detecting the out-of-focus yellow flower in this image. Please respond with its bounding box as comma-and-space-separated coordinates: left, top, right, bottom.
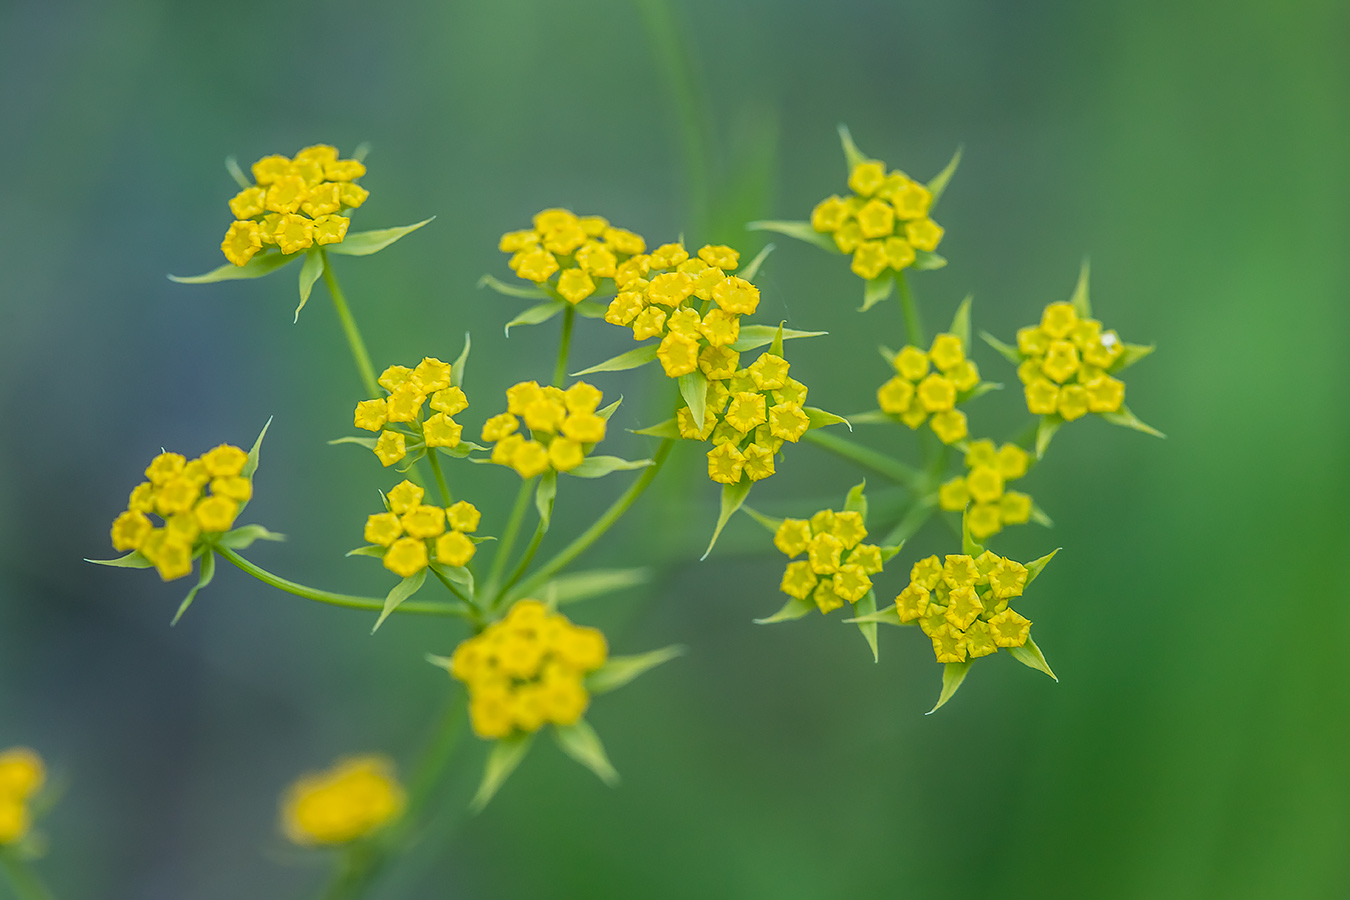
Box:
281, 755, 405, 846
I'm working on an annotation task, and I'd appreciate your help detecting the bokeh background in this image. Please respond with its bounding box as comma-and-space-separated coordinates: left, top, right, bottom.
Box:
2, 0, 1348, 897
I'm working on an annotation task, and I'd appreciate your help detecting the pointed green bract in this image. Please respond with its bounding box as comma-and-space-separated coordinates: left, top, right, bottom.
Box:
912, 251, 947, 271
470, 733, 534, 813
702, 478, 753, 560
169, 251, 299, 284
804, 407, 849, 431
927, 145, 963, 204
679, 370, 708, 431
552, 719, 620, 786
844, 606, 903, 626
769, 322, 785, 357
434, 561, 475, 597
1026, 548, 1060, 585
961, 507, 985, 558
172, 549, 215, 626
1100, 406, 1166, 438
1069, 259, 1091, 318
452, 333, 471, 389
325, 217, 435, 256
981, 331, 1022, 365
535, 470, 557, 528
478, 274, 552, 299
373, 569, 427, 633
745, 220, 839, 253
860, 273, 895, 312
949, 294, 973, 350
854, 589, 879, 662
1029, 504, 1055, 528
548, 568, 651, 606
1036, 415, 1063, 458
345, 545, 385, 558
845, 410, 893, 425
224, 155, 250, 189
504, 301, 564, 335
960, 381, 1003, 404
739, 504, 783, 533
1009, 633, 1058, 681
241, 417, 272, 481
572, 344, 659, 376
566, 456, 653, 478
294, 247, 324, 322
837, 123, 869, 171
631, 419, 680, 439
587, 645, 684, 694
1114, 343, 1155, 372
597, 398, 622, 420
730, 326, 827, 353
928, 660, 973, 714
739, 242, 775, 282
573, 300, 610, 319
754, 595, 815, 625
216, 524, 286, 549
85, 552, 155, 569
844, 481, 867, 520
329, 435, 378, 450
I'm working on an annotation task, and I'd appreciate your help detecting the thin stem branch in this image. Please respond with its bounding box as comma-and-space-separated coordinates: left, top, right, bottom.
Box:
553, 306, 575, 388
483, 478, 534, 601
425, 450, 452, 506
514, 439, 674, 600
427, 564, 474, 611
497, 518, 547, 602
0, 850, 55, 900
897, 270, 924, 348
804, 430, 922, 487
215, 546, 470, 618
320, 250, 380, 399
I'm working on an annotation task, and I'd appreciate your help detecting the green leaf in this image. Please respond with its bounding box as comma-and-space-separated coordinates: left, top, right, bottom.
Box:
477, 273, 551, 300
548, 568, 651, 605
597, 397, 622, 420
571, 344, 658, 377
573, 300, 609, 319
294, 247, 324, 322
552, 719, 619, 786
854, 589, 879, 662
168, 251, 299, 284
224, 155, 250, 189
452, 332, 472, 389
469, 733, 534, 813
1029, 504, 1054, 528
959, 381, 1003, 404
739, 242, 776, 282
345, 545, 386, 558
927, 660, 973, 714
325, 217, 435, 256
433, 562, 475, 598
880, 543, 904, 562
171, 548, 215, 626
843, 606, 904, 626
845, 409, 893, 425
1113, 343, 1155, 372
329, 435, 378, 450
631, 418, 681, 439
843, 480, 867, 519
566, 455, 653, 478
837, 122, 869, 170
586, 645, 684, 694
1009, 632, 1058, 681
1035, 415, 1064, 459
373, 569, 427, 633
1100, 406, 1165, 438
981, 331, 1022, 365
1068, 259, 1091, 318
504, 300, 564, 335
241, 417, 272, 481
85, 551, 154, 569
679, 370, 708, 431
804, 407, 849, 430
912, 250, 947, 271
216, 524, 286, 549
1025, 548, 1060, 585
926, 145, 964, 204
352, 142, 371, 162
535, 470, 557, 529
436, 440, 488, 459
730, 325, 827, 352
948, 294, 973, 350
770, 322, 785, 357
859, 273, 894, 312
739, 504, 783, 533
745, 220, 839, 253
701, 478, 753, 560
753, 595, 815, 625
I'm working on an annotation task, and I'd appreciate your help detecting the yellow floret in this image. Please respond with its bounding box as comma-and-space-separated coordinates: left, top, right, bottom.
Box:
273, 213, 314, 255
988, 609, 1031, 647
830, 511, 867, 549
811, 195, 851, 232
324, 159, 367, 182
385, 385, 425, 423
711, 276, 760, 315
877, 376, 915, 414
510, 440, 550, 478
364, 512, 403, 547
435, 531, 476, 568
1040, 302, 1078, 339
430, 386, 468, 416
383, 537, 428, 578
848, 161, 887, 196
481, 413, 519, 443
647, 271, 694, 307
1025, 379, 1060, 415
281, 756, 404, 846
557, 268, 596, 304
657, 333, 700, 377
968, 501, 1003, 536
423, 413, 463, 448
910, 556, 942, 590
742, 443, 775, 481
780, 560, 819, 599
768, 402, 809, 443
251, 154, 292, 185
515, 248, 559, 283
222, 220, 262, 266
929, 623, 968, 664
606, 291, 646, 326
855, 199, 895, 239
904, 218, 943, 252
989, 558, 1028, 598
631, 306, 667, 340
895, 584, 930, 622
374, 431, 406, 467
111, 510, 152, 552
229, 186, 267, 219
938, 477, 969, 511
195, 496, 239, 533
706, 443, 744, 484
916, 374, 956, 412
997, 444, 1030, 479
499, 229, 538, 252
807, 532, 843, 574
966, 465, 1005, 503
894, 345, 930, 381
747, 353, 789, 391
928, 334, 965, 372
1084, 376, 1125, 413
354, 399, 387, 432
891, 181, 932, 220
604, 227, 646, 255
724, 392, 767, 432
944, 586, 984, 630
851, 240, 889, 280
832, 565, 872, 603
548, 438, 585, 472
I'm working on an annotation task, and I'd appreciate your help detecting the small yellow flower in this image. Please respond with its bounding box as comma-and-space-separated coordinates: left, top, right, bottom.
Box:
510, 440, 551, 478
401, 505, 446, 539
385, 385, 424, 423
989, 558, 1028, 598
481, 413, 518, 443
339, 182, 369, 208
1025, 378, 1060, 415
364, 512, 402, 547
855, 199, 895, 239
604, 227, 646, 255
1041, 340, 1081, 384
916, 373, 956, 412
631, 306, 667, 340
281, 756, 404, 846
0, 748, 44, 800
780, 560, 819, 599
1017, 326, 1051, 356
446, 501, 480, 533
966, 465, 1005, 504
945, 586, 984, 630
561, 412, 606, 444
706, 442, 744, 484
929, 623, 968, 664
649, 242, 689, 268
884, 236, 915, 270
894, 346, 930, 381
273, 213, 314, 255
904, 218, 943, 252
928, 409, 968, 444
1083, 331, 1124, 368
374, 431, 406, 467
910, 556, 942, 590
942, 554, 979, 589
811, 195, 852, 232
575, 242, 617, 278
848, 161, 887, 196
697, 244, 739, 269
1040, 302, 1078, 339
423, 413, 462, 448
830, 511, 866, 549
877, 377, 915, 414
378, 364, 413, 392
851, 240, 889, 280
895, 584, 930, 622
229, 186, 267, 219
111, 510, 152, 551
500, 229, 538, 252
711, 276, 760, 315
1084, 376, 1125, 413
154, 477, 201, 516
999, 491, 1032, 525
675, 406, 714, 440
747, 354, 790, 391
435, 531, 476, 567
430, 386, 468, 416
742, 443, 775, 481
301, 183, 341, 217
354, 399, 387, 432
997, 444, 1030, 479
968, 503, 1002, 539
222, 220, 262, 266
768, 402, 809, 443
1058, 384, 1090, 421
833, 220, 862, 254
383, 536, 428, 578
724, 392, 768, 433
938, 478, 969, 511
988, 608, 1031, 647
386, 480, 424, 515
850, 544, 884, 575
807, 532, 843, 574
195, 496, 239, 533
557, 268, 596, 304
928, 334, 965, 372
515, 248, 559, 283
773, 519, 812, 557
548, 438, 585, 472
965, 620, 999, 658
832, 565, 872, 603
128, 482, 155, 513
657, 333, 700, 377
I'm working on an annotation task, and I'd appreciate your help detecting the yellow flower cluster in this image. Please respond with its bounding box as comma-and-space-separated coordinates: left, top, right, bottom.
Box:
221, 144, 368, 265
281, 755, 405, 846
679, 351, 811, 485
354, 357, 467, 467
481, 381, 607, 478
811, 160, 945, 280
364, 479, 480, 579
0, 748, 44, 845
450, 599, 607, 739
875, 333, 977, 444
774, 510, 885, 613
938, 440, 1033, 539
1017, 302, 1127, 420
109, 444, 253, 580
602, 241, 762, 379
895, 553, 1033, 664
500, 208, 647, 302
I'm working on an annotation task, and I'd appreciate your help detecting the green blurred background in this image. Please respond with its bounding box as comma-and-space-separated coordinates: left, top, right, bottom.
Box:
2, 0, 1348, 897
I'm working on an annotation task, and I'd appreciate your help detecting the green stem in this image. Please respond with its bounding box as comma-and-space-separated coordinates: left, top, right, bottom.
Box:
883, 494, 939, 547
425, 450, 452, 506
0, 850, 55, 900
497, 518, 547, 602
553, 306, 575, 388
483, 478, 534, 600
804, 430, 922, 487
897, 271, 924, 348
215, 546, 470, 618
427, 564, 474, 611
514, 439, 674, 600
320, 250, 380, 399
